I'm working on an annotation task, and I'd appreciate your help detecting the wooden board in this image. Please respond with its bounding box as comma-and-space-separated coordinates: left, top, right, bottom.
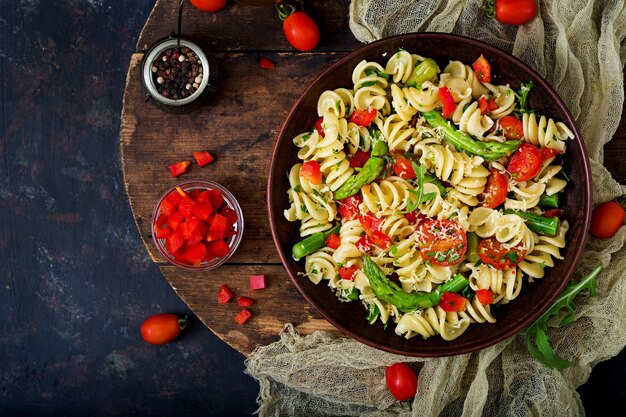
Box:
121, 0, 626, 356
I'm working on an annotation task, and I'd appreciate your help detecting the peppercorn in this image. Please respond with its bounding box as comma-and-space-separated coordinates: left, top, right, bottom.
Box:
152, 48, 204, 100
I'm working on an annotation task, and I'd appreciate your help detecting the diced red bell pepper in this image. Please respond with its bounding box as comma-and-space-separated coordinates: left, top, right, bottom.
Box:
338, 194, 363, 220
438, 86, 457, 119
259, 57, 275, 69
191, 201, 213, 220
238, 296, 255, 307
348, 108, 377, 127
478, 96, 498, 115
540, 147, 564, 161
314, 117, 325, 137
166, 211, 185, 231
217, 284, 234, 304
206, 189, 224, 210
153, 225, 172, 239
168, 161, 191, 177
404, 210, 424, 225
234, 308, 252, 325
165, 229, 185, 254
155, 213, 168, 228
165, 191, 183, 207
542, 209, 565, 218
196, 190, 210, 203
476, 289, 494, 305
205, 230, 224, 242
207, 239, 231, 257
209, 214, 228, 235
181, 242, 207, 266
356, 235, 372, 252
359, 213, 382, 236
338, 266, 359, 281
370, 230, 391, 249
349, 150, 371, 168
219, 206, 238, 228
325, 233, 341, 250
393, 154, 416, 179
182, 218, 207, 242
189, 189, 202, 200
193, 151, 215, 167
299, 161, 323, 185
159, 199, 177, 218
202, 250, 215, 263
472, 54, 492, 83
177, 195, 196, 218
250, 274, 267, 290
439, 292, 467, 312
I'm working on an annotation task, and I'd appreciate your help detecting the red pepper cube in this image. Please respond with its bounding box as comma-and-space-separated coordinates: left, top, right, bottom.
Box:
196, 190, 211, 203
153, 225, 172, 239
192, 201, 214, 220
238, 296, 255, 307
325, 233, 341, 250
168, 161, 191, 177
165, 229, 185, 254
166, 211, 185, 231
165, 191, 183, 207
207, 239, 230, 257
159, 199, 177, 218
206, 189, 224, 209
234, 309, 252, 325
219, 206, 238, 228
178, 196, 196, 219
217, 284, 234, 304
250, 274, 267, 290
206, 230, 224, 242
209, 214, 228, 235
155, 213, 168, 228
181, 242, 207, 266
338, 266, 359, 281
182, 218, 206, 242
193, 151, 215, 167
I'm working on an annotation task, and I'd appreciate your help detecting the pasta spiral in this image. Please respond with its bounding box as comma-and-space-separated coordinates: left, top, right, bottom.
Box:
522, 113, 575, 151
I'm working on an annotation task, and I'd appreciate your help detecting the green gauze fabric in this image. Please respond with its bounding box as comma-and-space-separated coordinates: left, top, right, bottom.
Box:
245, 1, 626, 415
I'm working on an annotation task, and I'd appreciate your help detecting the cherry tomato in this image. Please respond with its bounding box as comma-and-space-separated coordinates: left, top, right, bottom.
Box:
416, 219, 467, 266
540, 146, 564, 160
476, 289, 494, 305
488, 0, 537, 25
472, 54, 492, 83
299, 160, 322, 184
393, 154, 416, 179
349, 150, 371, 168
141, 314, 188, 345
348, 108, 377, 127
480, 170, 508, 208
314, 117, 325, 137
478, 237, 526, 270
277, 5, 320, 52
337, 194, 363, 220
404, 210, 425, 225
385, 363, 418, 401
590, 201, 626, 239
438, 86, 456, 119
499, 115, 524, 140
439, 292, 467, 312
189, 0, 227, 12
478, 96, 498, 115
507, 143, 541, 182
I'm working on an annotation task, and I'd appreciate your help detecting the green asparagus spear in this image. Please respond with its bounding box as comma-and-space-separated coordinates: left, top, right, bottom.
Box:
538, 193, 560, 208
423, 110, 521, 161
334, 142, 389, 200
292, 224, 341, 260
363, 255, 469, 312
466, 232, 480, 263
405, 58, 439, 88
504, 209, 560, 236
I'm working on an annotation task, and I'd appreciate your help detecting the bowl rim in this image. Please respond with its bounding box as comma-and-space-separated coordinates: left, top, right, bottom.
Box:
153, 178, 244, 271
267, 32, 592, 357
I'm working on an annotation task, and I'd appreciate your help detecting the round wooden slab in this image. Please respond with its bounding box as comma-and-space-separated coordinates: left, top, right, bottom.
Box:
120, 0, 361, 355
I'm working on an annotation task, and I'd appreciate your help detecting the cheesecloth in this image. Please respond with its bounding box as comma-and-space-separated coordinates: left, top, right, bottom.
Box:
246, 1, 626, 415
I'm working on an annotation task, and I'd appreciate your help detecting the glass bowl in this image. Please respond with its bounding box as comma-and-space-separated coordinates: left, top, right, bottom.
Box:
152, 179, 244, 271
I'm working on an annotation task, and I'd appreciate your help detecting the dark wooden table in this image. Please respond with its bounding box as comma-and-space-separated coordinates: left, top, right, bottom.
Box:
2, 0, 625, 415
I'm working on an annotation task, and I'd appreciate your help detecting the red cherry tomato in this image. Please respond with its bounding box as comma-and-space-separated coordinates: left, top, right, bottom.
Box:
349, 150, 371, 168
590, 201, 626, 239
348, 108, 377, 127
476, 289, 494, 305
299, 160, 323, 184
189, 0, 227, 12
277, 5, 320, 52
337, 194, 363, 220
489, 0, 537, 25
141, 314, 188, 345
439, 292, 468, 312
499, 115, 524, 140
338, 266, 359, 281
540, 146, 564, 160
393, 154, 416, 179
385, 363, 418, 401
478, 237, 527, 270
480, 170, 508, 208
472, 54, 492, 83
507, 143, 541, 182
416, 219, 467, 266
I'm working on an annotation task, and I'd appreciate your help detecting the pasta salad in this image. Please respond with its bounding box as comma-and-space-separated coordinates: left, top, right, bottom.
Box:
284, 49, 574, 342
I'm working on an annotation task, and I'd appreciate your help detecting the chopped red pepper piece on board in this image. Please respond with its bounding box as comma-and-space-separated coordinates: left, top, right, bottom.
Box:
217, 284, 234, 304
234, 309, 252, 325
168, 161, 191, 177
193, 151, 215, 167
238, 296, 255, 307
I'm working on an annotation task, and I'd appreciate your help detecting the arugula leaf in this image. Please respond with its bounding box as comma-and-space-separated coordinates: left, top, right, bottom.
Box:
524, 266, 601, 369
404, 163, 437, 212
514, 81, 535, 111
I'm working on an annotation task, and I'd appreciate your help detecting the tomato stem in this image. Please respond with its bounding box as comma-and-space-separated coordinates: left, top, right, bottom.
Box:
275, 3, 296, 20
482, 0, 496, 19
178, 315, 188, 331
616, 195, 626, 210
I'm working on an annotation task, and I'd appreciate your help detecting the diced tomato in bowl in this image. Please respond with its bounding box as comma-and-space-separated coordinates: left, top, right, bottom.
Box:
152, 179, 244, 270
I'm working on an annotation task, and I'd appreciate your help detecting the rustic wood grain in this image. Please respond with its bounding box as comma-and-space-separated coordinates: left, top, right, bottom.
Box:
121, 0, 626, 357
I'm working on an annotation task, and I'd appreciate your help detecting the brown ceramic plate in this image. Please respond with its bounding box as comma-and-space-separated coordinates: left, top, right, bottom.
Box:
267, 33, 591, 357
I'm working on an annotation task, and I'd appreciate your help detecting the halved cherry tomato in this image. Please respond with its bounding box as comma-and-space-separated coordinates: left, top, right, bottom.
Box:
476, 289, 494, 305
507, 143, 542, 182
259, 57, 275, 69
478, 96, 499, 115
500, 115, 524, 140
190, 0, 226, 12
168, 161, 191, 177
299, 160, 323, 185
277, 5, 320, 52
540, 147, 564, 161
478, 237, 527, 270
488, 0, 537, 25
349, 150, 371, 168
416, 219, 467, 266
141, 314, 187, 345
472, 54, 492, 83
438, 86, 456, 119
325, 233, 341, 250
314, 117, 325, 137
348, 108, 377, 127
359, 213, 382, 236
337, 194, 363, 220
385, 363, 418, 401
393, 154, 416, 179
590, 200, 626, 239
439, 292, 467, 312
217, 284, 234, 304
480, 170, 508, 208
338, 266, 359, 281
